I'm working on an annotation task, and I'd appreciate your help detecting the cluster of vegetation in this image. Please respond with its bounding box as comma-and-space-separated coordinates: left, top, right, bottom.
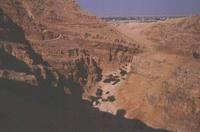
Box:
120, 68, 128, 76
11, 0, 16, 4
107, 96, 116, 102
68, 48, 78, 57
103, 74, 120, 85
90, 88, 116, 105
84, 33, 91, 38
81, 49, 89, 56
101, 96, 116, 102
103, 74, 118, 83
96, 88, 103, 97
90, 96, 101, 105
0, 12, 8, 25
193, 51, 200, 59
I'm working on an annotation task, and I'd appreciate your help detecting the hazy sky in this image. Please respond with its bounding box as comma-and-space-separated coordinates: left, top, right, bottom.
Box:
77, 0, 200, 16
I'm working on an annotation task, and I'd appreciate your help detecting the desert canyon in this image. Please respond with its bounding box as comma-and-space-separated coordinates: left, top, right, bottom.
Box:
0, 0, 199, 132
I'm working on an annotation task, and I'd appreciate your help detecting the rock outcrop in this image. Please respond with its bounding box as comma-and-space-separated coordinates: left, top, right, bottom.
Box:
0, 0, 141, 95
0, 1, 171, 132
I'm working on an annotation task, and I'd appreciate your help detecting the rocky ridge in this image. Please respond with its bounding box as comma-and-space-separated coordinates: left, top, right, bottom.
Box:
0, 1, 170, 132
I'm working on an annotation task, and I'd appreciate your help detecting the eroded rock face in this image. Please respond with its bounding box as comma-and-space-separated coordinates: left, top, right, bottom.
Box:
0, 1, 198, 132
2, 1, 169, 132
0, 0, 139, 92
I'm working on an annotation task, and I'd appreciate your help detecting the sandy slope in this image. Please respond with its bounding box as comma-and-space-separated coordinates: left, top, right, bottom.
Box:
92, 16, 200, 132
0, 0, 199, 131
117, 16, 200, 55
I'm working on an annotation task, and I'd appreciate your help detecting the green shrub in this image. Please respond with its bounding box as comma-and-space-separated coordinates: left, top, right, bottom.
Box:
107, 96, 116, 102
96, 89, 103, 97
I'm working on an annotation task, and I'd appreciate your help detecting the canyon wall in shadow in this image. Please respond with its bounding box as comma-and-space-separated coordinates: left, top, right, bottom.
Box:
0, 79, 168, 132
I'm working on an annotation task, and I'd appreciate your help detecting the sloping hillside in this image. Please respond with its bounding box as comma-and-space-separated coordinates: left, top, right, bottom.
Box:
143, 16, 200, 56
103, 16, 200, 132
0, 0, 164, 132
117, 16, 200, 56
0, 0, 140, 96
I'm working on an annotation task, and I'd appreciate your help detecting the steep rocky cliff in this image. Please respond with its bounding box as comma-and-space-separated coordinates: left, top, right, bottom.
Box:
0, 0, 140, 96
0, 1, 169, 132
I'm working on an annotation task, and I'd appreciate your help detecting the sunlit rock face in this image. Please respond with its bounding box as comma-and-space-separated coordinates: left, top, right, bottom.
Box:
114, 16, 200, 132
0, 1, 146, 132
0, 0, 140, 94
1, 0, 199, 132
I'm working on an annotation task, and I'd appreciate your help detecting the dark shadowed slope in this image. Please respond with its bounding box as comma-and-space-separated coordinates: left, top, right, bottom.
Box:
0, 79, 168, 132
0, 0, 168, 131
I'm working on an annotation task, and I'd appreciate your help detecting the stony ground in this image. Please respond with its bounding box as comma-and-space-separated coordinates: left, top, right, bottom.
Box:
88, 17, 200, 132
